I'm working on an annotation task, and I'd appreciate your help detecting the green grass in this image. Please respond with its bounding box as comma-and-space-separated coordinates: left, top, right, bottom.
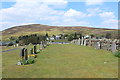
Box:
2, 44, 118, 78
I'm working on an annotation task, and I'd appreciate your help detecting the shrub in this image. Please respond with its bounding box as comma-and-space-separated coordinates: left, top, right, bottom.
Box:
20, 60, 27, 65
27, 57, 35, 64
114, 50, 120, 58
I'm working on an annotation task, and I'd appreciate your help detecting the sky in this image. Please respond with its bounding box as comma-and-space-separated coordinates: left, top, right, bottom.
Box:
0, 0, 119, 31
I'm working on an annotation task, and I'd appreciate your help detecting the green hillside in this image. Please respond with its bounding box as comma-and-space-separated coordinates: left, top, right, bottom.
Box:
1, 24, 118, 41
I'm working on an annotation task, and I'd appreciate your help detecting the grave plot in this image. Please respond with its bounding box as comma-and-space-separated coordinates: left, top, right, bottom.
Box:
17, 41, 48, 65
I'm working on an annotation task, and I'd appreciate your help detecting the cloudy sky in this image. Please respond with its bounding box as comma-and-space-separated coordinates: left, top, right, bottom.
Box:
0, 0, 118, 31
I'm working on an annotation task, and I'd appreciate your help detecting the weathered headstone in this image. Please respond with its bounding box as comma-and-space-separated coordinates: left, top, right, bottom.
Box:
78, 38, 81, 45
106, 41, 111, 51
111, 42, 117, 52
44, 41, 47, 47
40, 41, 44, 49
96, 42, 100, 49
24, 49, 28, 60
16, 44, 19, 47
84, 39, 87, 46
30, 48, 33, 54
33, 45, 37, 54
20, 48, 25, 59
89, 36, 92, 47
81, 37, 84, 45
99, 41, 102, 49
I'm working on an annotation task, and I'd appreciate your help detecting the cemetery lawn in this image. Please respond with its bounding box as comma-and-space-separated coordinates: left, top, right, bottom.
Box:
2, 44, 118, 78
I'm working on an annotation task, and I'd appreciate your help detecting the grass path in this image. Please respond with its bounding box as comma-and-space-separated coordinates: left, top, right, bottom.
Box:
2, 44, 118, 78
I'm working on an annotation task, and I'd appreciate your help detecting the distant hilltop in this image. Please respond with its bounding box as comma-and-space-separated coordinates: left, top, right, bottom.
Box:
2, 24, 118, 41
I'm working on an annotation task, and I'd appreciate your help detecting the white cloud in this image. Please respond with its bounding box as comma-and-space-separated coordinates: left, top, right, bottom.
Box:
0, 0, 68, 30
85, 0, 104, 5
64, 9, 87, 18
0, 0, 118, 30
101, 19, 118, 29
1, 0, 93, 30
99, 12, 115, 19
87, 8, 102, 16
99, 12, 118, 29
52, 18, 89, 26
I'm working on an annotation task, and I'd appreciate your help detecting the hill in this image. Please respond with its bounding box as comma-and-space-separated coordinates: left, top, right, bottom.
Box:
1, 24, 118, 41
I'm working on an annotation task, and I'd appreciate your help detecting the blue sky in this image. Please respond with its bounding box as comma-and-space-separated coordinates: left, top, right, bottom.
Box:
0, 0, 118, 31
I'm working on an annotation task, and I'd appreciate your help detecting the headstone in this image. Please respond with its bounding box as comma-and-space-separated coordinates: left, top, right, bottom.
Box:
89, 36, 92, 46
33, 45, 37, 54
96, 42, 100, 49
84, 39, 87, 46
107, 42, 111, 51
16, 44, 19, 47
99, 41, 102, 49
111, 42, 117, 52
20, 48, 25, 59
24, 49, 28, 60
44, 41, 47, 47
81, 37, 84, 45
30, 48, 33, 54
40, 44, 43, 50
78, 38, 81, 45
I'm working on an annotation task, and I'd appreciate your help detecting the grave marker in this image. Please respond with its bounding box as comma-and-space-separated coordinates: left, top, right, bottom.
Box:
81, 37, 84, 45
84, 39, 87, 46
34, 45, 37, 54
24, 49, 28, 60
30, 48, 33, 54
20, 48, 25, 59
111, 42, 117, 52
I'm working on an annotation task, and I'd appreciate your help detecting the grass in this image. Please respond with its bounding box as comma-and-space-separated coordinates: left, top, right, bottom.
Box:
2, 44, 118, 78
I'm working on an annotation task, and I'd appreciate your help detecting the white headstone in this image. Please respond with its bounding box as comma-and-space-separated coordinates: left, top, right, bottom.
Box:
84, 39, 87, 46
81, 37, 84, 45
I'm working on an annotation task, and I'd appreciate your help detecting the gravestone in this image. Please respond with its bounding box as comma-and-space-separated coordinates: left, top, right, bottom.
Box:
73, 40, 75, 44
40, 44, 43, 50
20, 48, 25, 59
24, 49, 28, 60
81, 37, 84, 45
44, 41, 47, 47
16, 44, 19, 47
96, 42, 100, 49
78, 38, 81, 45
30, 48, 33, 54
89, 36, 92, 47
107, 42, 111, 51
33, 45, 37, 54
99, 41, 102, 49
111, 42, 117, 52
40, 41, 44, 49
84, 39, 87, 46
